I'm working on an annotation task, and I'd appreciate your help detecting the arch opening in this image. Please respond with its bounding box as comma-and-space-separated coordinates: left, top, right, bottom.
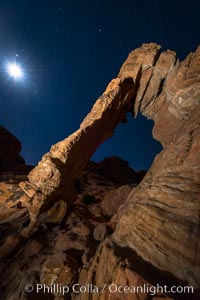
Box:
92, 112, 162, 171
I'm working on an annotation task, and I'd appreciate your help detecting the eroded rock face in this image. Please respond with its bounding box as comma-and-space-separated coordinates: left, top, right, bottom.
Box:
4, 77, 135, 236
114, 44, 200, 288
101, 185, 132, 218
0, 43, 200, 299
0, 158, 138, 300
87, 157, 139, 185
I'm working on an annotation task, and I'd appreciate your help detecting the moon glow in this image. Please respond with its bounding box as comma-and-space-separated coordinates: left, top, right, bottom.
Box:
6, 62, 24, 80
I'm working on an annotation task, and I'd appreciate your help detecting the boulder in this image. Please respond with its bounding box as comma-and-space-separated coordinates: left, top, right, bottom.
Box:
0, 125, 25, 172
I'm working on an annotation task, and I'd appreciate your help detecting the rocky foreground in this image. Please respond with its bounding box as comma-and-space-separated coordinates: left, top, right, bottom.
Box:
0, 43, 200, 299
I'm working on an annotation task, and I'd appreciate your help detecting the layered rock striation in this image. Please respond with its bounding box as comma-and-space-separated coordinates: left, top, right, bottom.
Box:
114, 43, 200, 288
0, 43, 200, 299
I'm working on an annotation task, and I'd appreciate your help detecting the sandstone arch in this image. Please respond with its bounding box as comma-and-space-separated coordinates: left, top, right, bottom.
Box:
0, 43, 200, 297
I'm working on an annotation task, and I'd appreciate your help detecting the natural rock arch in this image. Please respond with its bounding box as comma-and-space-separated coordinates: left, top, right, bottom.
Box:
0, 43, 200, 295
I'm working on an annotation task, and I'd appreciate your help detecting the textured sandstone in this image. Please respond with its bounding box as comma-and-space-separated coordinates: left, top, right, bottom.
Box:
101, 184, 132, 217
74, 241, 152, 300
5, 77, 135, 235
114, 44, 200, 288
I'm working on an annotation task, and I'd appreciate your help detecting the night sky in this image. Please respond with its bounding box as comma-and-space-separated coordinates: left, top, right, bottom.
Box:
0, 0, 199, 170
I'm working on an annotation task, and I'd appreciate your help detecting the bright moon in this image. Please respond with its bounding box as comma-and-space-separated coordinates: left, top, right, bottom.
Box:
6, 62, 24, 79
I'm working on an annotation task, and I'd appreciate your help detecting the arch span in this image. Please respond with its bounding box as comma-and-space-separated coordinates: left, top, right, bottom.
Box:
1, 43, 200, 287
